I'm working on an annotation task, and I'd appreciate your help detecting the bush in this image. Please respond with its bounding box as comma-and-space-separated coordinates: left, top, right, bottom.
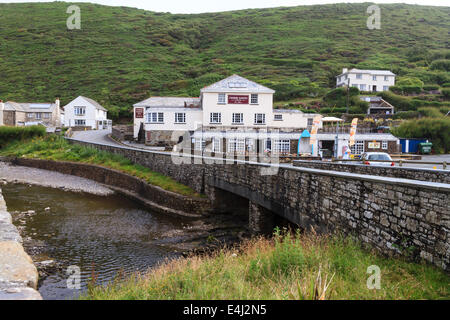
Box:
430, 59, 450, 72
379, 91, 416, 111
442, 88, 450, 98
397, 77, 424, 88
418, 107, 443, 118
402, 86, 422, 94
0, 126, 46, 148
423, 84, 439, 91
442, 83, 450, 88
393, 111, 420, 119
391, 118, 450, 153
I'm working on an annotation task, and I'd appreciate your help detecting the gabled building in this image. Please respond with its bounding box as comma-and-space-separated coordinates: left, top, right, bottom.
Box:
63, 96, 111, 130
336, 68, 396, 92
0, 99, 62, 127
133, 75, 322, 150
360, 96, 395, 116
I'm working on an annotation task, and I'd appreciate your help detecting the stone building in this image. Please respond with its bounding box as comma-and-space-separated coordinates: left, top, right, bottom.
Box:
0, 99, 62, 127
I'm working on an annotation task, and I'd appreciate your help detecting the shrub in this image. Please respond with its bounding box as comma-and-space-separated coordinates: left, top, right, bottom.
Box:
423, 84, 439, 91
0, 126, 46, 148
442, 88, 450, 98
393, 111, 420, 119
379, 91, 416, 111
391, 118, 450, 153
401, 86, 422, 94
397, 77, 424, 88
430, 59, 450, 72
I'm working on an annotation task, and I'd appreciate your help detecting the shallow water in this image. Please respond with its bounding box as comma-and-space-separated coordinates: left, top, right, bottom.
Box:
2, 183, 193, 300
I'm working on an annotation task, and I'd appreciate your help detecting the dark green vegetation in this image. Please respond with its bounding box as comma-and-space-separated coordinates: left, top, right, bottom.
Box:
392, 118, 450, 153
0, 2, 449, 119
0, 125, 45, 147
0, 134, 201, 197
81, 231, 450, 300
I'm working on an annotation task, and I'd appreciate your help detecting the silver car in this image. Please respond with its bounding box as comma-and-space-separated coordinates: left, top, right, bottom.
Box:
361, 152, 395, 167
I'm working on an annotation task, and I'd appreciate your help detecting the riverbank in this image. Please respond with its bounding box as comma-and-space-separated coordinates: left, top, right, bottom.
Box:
0, 187, 42, 300
82, 231, 450, 300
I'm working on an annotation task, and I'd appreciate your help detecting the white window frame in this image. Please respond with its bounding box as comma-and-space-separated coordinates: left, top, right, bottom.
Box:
307, 118, 314, 126
274, 114, 283, 121
372, 75, 377, 81
356, 73, 362, 79
382, 141, 388, 150
194, 138, 207, 151
35, 113, 42, 120
175, 113, 186, 124
384, 76, 389, 81
43, 113, 50, 119
250, 94, 258, 104
232, 113, 243, 124
212, 138, 222, 153
383, 86, 389, 91
360, 84, 366, 91
27, 113, 34, 119
210, 112, 221, 124
147, 112, 164, 123
218, 93, 226, 104
227, 138, 246, 153
350, 140, 365, 155
74, 119, 86, 126
74, 106, 86, 116
254, 113, 266, 125
273, 140, 291, 154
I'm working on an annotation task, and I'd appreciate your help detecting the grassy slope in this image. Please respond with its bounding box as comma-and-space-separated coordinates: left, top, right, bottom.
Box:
0, 134, 201, 197
0, 2, 448, 118
81, 231, 450, 300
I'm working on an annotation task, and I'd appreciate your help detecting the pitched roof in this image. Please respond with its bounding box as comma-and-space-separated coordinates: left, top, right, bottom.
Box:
133, 97, 201, 108
200, 74, 275, 94
79, 96, 107, 111
339, 69, 395, 77
4, 101, 56, 113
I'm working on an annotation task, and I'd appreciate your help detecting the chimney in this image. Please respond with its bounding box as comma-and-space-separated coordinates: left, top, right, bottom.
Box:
55, 98, 61, 127
343, 68, 348, 74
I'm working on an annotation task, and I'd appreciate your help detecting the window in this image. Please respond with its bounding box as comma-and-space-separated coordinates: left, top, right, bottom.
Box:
194, 138, 207, 151
273, 140, 291, 154
175, 113, 186, 124
250, 94, 258, 104
232, 113, 243, 124
360, 84, 366, 91
383, 86, 389, 91
372, 75, 377, 81
74, 107, 86, 116
356, 73, 362, 79
350, 140, 365, 155
35, 113, 42, 120
254, 113, 266, 125
307, 118, 314, 126
274, 114, 283, 121
212, 138, 222, 153
210, 113, 221, 124
382, 141, 388, 150
146, 112, 164, 123
265, 139, 272, 151
43, 113, 50, 119
227, 138, 246, 153
352, 84, 359, 88
27, 113, 34, 119
218, 93, 226, 104
75, 119, 86, 126
384, 76, 389, 81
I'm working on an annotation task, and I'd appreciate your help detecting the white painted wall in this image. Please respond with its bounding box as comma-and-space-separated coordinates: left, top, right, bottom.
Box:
0, 101, 4, 126
142, 108, 203, 133
202, 92, 274, 127
63, 96, 107, 129
337, 71, 395, 92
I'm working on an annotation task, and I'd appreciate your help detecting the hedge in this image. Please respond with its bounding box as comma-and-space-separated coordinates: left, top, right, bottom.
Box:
0, 126, 46, 148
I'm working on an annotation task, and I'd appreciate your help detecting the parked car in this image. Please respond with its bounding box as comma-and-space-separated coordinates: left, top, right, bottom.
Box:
361, 152, 395, 167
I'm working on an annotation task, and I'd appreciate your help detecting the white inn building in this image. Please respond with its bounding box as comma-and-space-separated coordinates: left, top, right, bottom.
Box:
336, 68, 396, 92
133, 75, 323, 154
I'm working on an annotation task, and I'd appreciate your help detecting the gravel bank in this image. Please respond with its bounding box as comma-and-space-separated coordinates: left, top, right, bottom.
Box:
0, 162, 114, 196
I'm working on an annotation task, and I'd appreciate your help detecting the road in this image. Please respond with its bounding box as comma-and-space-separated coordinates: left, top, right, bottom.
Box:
70, 130, 449, 170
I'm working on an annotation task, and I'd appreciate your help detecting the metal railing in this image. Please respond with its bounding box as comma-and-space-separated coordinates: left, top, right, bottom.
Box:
331, 158, 448, 170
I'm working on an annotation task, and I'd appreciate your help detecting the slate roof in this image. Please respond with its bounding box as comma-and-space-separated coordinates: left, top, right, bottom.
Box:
338, 69, 396, 77
79, 96, 107, 111
200, 74, 275, 94
134, 97, 201, 108
4, 101, 56, 113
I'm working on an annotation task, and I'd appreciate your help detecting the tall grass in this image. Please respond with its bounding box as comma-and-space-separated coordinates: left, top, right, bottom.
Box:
0, 135, 201, 197
0, 125, 46, 148
80, 230, 449, 300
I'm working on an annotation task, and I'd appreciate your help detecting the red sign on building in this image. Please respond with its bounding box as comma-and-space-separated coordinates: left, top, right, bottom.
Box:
228, 95, 249, 104
135, 108, 144, 118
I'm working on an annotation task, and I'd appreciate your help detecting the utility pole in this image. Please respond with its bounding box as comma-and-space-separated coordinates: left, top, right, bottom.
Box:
346, 77, 350, 114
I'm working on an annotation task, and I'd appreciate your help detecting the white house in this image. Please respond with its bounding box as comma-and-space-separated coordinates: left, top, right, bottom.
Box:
336, 68, 396, 92
63, 96, 111, 129
133, 75, 322, 150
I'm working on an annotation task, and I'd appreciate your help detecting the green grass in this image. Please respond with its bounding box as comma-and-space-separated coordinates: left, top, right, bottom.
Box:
0, 125, 46, 147
0, 3, 448, 119
0, 135, 201, 197
80, 230, 450, 300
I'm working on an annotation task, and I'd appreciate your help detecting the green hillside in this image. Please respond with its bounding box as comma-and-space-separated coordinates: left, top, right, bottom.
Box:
0, 2, 449, 119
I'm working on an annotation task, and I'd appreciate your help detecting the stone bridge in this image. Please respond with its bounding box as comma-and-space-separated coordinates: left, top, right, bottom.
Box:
68, 138, 450, 271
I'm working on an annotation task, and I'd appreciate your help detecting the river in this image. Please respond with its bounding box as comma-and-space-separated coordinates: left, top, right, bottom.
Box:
2, 183, 227, 300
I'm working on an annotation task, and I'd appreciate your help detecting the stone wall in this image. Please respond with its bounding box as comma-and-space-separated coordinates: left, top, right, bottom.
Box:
67, 139, 450, 271
293, 160, 450, 184
112, 125, 134, 142
0, 188, 42, 300
7, 158, 210, 217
